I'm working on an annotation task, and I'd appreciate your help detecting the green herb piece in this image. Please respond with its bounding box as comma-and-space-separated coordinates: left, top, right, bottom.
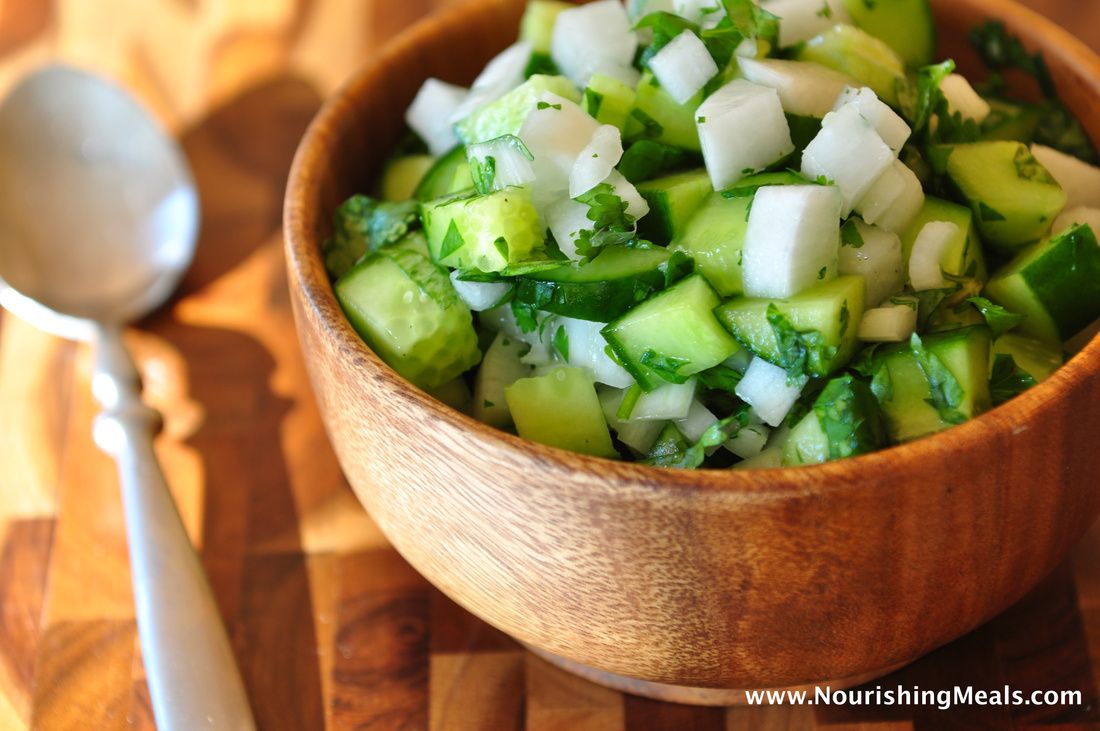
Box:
438, 220, 467, 260
617, 384, 643, 420
646, 407, 751, 469
629, 107, 665, 140
766, 305, 838, 384
812, 375, 887, 459
989, 353, 1038, 405
660, 250, 695, 288
966, 297, 1026, 337
841, 219, 865, 248
470, 155, 497, 195
552, 325, 570, 362
574, 183, 638, 257
483, 399, 495, 408
909, 333, 967, 424
639, 349, 692, 384
583, 88, 604, 118
697, 365, 743, 395
511, 299, 539, 334
524, 52, 559, 79
618, 139, 694, 183
323, 194, 421, 279
537, 101, 562, 111
977, 201, 1006, 222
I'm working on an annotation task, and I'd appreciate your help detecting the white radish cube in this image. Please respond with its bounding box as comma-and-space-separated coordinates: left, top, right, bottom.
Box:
735, 358, 806, 427
908, 221, 959, 291
560, 317, 635, 388
939, 74, 991, 123
858, 302, 918, 342
520, 92, 601, 197
1031, 144, 1100, 210
449, 272, 512, 312
838, 219, 903, 307
674, 0, 727, 28
833, 87, 911, 154
743, 185, 843, 299
546, 197, 593, 261
570, 125, 624, 197
855, 159, 925, 233
1053, 206, 1100, 237
449, 41, 533, 125
675, 400, 720, 442
763, 0, 851, 48
628, 0, 675, 22
406, 78, 468, 156
628, 379, 697, 421
552, 0, 638, 87
604, 170, 650, 220
801, 103, 895, 215
726, 421, 771, 459
649, 30, 719, 105
737, 57, 856, 118
598, 388, 665, 454
467, 136, 536, 191
696, 80, 795, 190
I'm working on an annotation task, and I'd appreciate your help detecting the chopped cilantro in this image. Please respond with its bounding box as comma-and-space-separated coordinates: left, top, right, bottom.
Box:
439, 219, 466, 259
767, 305, 838, 383
323, 194, 421, 279
574, 183, 638, 257
552, 325, 570, 362
977, 201, 1006, 222
511, 299, 539, 333
817, 266, 827, 280
583, 88, 604, 118
989, 353, 1038, 405
646, 407, 751, 469
966, 296, 1025, 337
909, 333, 967, 424
483, 399, 495, 408
640, 349, 692, 384
841, 219, 865, 248
697, 365, 743, 395
470, 155, 497, 195
536, 101, 562, 111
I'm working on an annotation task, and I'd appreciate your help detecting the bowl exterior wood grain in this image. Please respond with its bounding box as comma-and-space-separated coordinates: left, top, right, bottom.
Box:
285, 0, 1100, 690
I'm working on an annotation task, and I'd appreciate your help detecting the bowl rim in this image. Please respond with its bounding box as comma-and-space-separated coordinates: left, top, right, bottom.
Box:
284, 0, 1100, 496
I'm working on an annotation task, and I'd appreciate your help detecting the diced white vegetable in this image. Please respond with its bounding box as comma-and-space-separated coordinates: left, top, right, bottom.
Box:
1053, 206, 1100, 237
479, 305, 555, 365
762, 0, 851, 48
838, 220, 903, 307
908, 221, 959, 291
1031, 144, 1100, 210
627, 0, 675, 22
552, 0, 638, 87
939, 74, 991, 124
520, 92, 601, 199
467, 136, 536, 191
545, 197, 592, 261
449, 272, 513, 312
649, 30, 719, 105
801, 103, 895, 215
604, 170, 650, 220
406, 78, 468, 156
627, 379, 697, 421
723, 348, 754, 374
449, 41, 532, 125
675, 400, 719, 442
474, 332, 533, 428
737, 57, 855, 118
735, 358, 806, 428
598, 388, 665, 454
570, 125, 624, 197
858, 302, 918, 342
855, 159, 925, 233
833, 87, 911, 154
743, 185, 843, 299
673, 0, 727, 27
725, 421, 771, 459
696, 80, 795, 190
559, 317, 635, 388
736, 38, 760, 58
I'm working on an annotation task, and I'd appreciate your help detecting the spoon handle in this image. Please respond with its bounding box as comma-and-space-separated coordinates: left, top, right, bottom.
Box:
91, 324, 256, 731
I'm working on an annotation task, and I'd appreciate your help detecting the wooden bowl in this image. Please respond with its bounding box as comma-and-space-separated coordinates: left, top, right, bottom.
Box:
284, 0, 1100, 703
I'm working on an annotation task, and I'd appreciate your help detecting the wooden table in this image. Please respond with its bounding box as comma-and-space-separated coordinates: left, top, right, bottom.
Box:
1, 1, 1099, 728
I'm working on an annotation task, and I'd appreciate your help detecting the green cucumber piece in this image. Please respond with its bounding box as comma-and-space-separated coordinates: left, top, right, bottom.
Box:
630, 71, 703, 152
992, 333, 1063, 382
505, 367, 618, 458
900, 196, 988, 282
455, 75, 580, 146
474, 332, 533, 428
636, 169, 713, 242
520, 0, 571, 54
670, 192, 751, 297
583, 73, 638, 131
795, 25, 907, 106
414, 146, 474, 201
602, 275, 740, 391
713, 276, 867, 378
646, 422, 689, 464
421, 186, 545, 272
869, 326, 992, 442
981, 99, 1042, 143
335, 248, 481, 390
513, 246, 672, 322
840, 0, 935, 68
984, 223, 1100, 343
944, 141, 1067, 253
382, 155, 436, 202
786, 114, 823, 154
783, 374, 887, 465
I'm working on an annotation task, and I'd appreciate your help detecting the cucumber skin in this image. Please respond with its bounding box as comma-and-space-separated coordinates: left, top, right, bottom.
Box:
414, 146, 473, 201
840, 0, 935, 68
670, 193, 751, 298
637, 169, 713, 243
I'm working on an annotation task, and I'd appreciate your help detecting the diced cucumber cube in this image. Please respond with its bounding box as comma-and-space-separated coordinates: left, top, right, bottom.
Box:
900, 196, 987, 282
783, 410, 829, 465
839, 0, 935, 68
696, 79, 794, 190
505, 367, 618, 457
944, 141, 1067, 253
1030, 144, 1100, 211
415, 146, 474, 202
714, 275, 867, 378
602, 275, 741, 391
742, 184, 843, 299
783, 375, 887, 465
382, 155, 436, 202
801, 103, 895, 216
551, 0, 639, 88
735, 357, 806, 427
422, 186, 545, 273
335, 248, 481, 390
633, 71, 704, 152
992, 333, 1063, 383
833, 87, 911, 154
908, 221, 959, 291
455, 75, 580, 146
583, 73, 638, 131
521, 0, 572, 54
858, 302, 917, 342
1053, 206, 1100, 238
795, 25, 907, 106
737, 57, 856, 119
984, 223, 1100, 343
838, 219, 903, 307
474, 332, 533, 428
764, 0, 852, 48
670, 192, 750, 297
406, 78, 467, 156
637, 169, 713, 242
939, 74, 991, 123
648, 30, 718, 105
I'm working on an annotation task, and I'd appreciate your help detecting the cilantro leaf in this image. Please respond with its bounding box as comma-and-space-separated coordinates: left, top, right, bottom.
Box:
510, 299, 539, 334
900, 59, 982, 145
640, 349, 692, 384
841, 219, 865, 248
618, 139, 694, 183
323, 194, 421, 279
470, 155, 496, 195
812, 375, 887, 459
439, 219, 466, 259
646, 407, 751, 469
909, 333, 968, 425
552, 325, 570, 362
574, 183, 638, 258
966, 296, 1026, 337
766, 305, 838, 383
697, 365, 743, 395
989, 353, 1038, 405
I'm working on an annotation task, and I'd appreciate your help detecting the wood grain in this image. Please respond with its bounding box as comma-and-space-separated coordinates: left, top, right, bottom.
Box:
0, 0, 1098, 728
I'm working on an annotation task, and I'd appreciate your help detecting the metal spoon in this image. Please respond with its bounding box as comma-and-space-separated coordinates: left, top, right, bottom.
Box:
0, 65, 255, 730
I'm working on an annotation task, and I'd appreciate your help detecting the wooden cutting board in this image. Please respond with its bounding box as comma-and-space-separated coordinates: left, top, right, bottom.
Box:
1, 0, 1099, 728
